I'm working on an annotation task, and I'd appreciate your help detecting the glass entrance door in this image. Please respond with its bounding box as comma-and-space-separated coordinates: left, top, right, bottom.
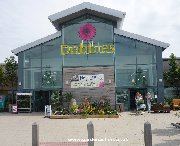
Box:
116, 89, 129, 111
129, 88, 147, 110
34, 91, 50, 112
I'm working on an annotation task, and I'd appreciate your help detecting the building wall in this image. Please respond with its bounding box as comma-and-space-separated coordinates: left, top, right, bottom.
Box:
156, 47, 164, 102
17, 14, 166, 110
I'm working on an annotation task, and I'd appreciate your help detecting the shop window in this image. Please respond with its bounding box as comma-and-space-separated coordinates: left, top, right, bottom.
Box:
23, 37, 63, 89
24, 68, 41, 89
115, 35, 157, 88
24, 46, 41, 68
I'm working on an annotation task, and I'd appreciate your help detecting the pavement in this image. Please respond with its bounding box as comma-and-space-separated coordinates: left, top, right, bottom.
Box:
0, 111, 180, 146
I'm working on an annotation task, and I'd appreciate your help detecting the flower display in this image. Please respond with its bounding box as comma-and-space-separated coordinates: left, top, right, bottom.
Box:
135, 96, 144, 106
52, 94, 118, 116
78, 23, 96, 41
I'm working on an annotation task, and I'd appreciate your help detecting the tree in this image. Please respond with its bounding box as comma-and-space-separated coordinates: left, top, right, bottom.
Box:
131, 68, 147, 86
164, 53, 180, 97
4, 56, 18, 103
0, 66, 4, 88
51, 91, 63, 114
42, 70, 55, 87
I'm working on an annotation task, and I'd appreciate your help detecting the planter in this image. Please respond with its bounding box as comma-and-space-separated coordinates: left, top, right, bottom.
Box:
50, 114, 119, 119
152, 103, 170, 113
50, 115, 86, 119
86, 115, 119, 118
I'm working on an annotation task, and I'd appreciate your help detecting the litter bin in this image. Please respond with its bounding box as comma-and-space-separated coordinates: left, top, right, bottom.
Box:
9, 104, 12, 112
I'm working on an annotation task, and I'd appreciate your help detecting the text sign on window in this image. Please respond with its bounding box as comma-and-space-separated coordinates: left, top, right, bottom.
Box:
70, 74, 105, 88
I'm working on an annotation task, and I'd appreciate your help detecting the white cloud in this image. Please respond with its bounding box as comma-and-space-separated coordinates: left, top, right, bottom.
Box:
0, 0, 179, 62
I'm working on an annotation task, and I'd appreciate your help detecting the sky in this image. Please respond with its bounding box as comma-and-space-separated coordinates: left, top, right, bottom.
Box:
0, 0, 180, 62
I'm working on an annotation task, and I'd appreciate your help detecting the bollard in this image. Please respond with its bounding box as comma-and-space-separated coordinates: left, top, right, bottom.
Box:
32, 122, 39, 146
87, 121, 94, 146
144, 121, 152, 146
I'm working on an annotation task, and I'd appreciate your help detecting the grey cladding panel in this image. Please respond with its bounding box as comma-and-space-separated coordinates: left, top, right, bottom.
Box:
63, 66, 115, 106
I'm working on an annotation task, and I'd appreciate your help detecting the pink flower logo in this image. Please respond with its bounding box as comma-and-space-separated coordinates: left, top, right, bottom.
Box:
78, 23, 96, 41
99, 81, 105, 88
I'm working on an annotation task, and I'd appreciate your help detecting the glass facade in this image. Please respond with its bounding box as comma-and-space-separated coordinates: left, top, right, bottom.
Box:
18, 14, 164, 111
115, 35, 158, 110
23, 37, 62, 89
115, 35, 157, 87
64, 15, 114, 44
63, 15, 114, 67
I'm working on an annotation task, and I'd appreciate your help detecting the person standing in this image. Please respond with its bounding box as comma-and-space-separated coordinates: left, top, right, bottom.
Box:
135, 92, 146, 114
146, 92, 152, 113
135, 92, 140, 101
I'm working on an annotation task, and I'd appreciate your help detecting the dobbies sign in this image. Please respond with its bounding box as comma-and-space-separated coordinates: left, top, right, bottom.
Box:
70, 74, 105, 88
60, 43, 115, 55
60, 23, 115, 55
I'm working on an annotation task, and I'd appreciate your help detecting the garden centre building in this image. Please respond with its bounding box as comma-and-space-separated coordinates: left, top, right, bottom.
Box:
12, 2, 169, 111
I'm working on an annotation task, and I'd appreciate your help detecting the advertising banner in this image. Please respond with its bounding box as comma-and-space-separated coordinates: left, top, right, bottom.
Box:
71, 74, 104, 88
